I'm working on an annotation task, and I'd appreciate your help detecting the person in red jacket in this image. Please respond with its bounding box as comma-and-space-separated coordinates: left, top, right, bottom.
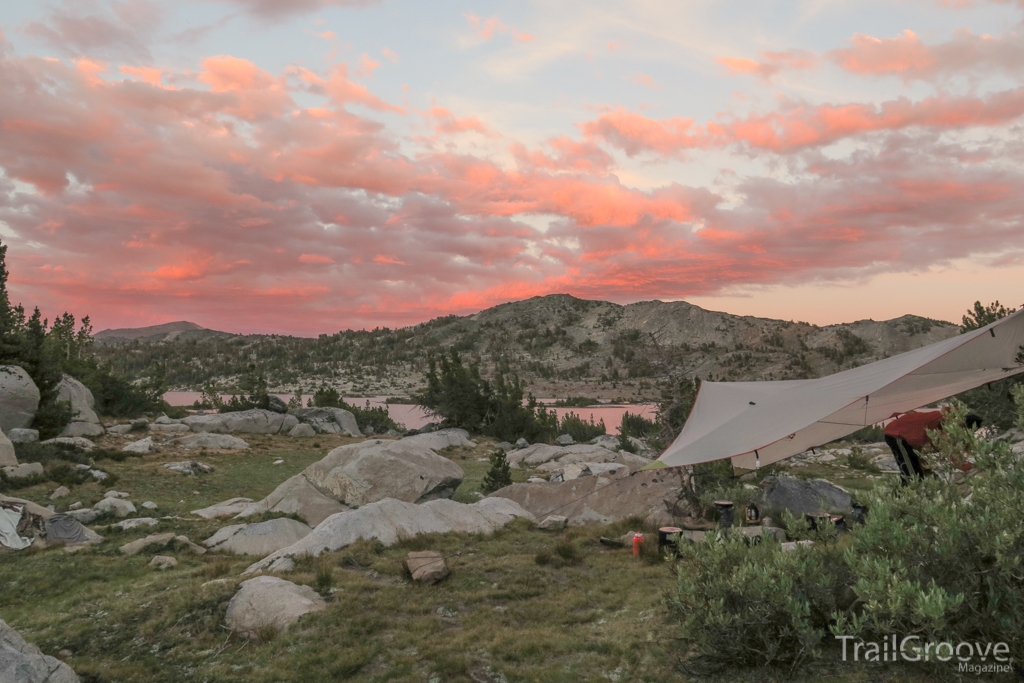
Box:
884, 409, 983, 483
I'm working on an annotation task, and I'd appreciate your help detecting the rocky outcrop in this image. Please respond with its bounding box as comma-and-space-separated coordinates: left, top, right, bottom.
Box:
225, 576, 327, 639
237, 439, 465, 526
203, 518, 312, 556
245, 497, 533, 574
490, 468, 689, 526
0, 619, 80, 683
292, 407, 361, 437
288, 423, 316, 438
57, 375, 103, 438
182, 410, 298, 435
0, 366, 40, 434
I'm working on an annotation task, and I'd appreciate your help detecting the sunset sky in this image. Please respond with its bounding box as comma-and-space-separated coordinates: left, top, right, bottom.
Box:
1, 0, 1023, 335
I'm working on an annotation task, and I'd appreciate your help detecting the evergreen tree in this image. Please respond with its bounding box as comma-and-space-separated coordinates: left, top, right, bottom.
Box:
481, 449, 513, 493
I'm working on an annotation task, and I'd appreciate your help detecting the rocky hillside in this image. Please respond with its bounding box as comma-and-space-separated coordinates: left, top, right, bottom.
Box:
91, 294, 958, 401
94, 321, 230, 344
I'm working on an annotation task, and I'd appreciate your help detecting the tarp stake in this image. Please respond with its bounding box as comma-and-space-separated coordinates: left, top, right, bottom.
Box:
991, 329, 996, 337
755, 449, 760, 470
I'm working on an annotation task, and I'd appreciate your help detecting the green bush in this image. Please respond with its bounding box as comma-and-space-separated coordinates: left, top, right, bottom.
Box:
671, 398, 1024, 669
557, 412, 605, 442
619, 410, 657, 439
481, 449, 513, 493
310, 383, 402, 433
670, 531, 846, 668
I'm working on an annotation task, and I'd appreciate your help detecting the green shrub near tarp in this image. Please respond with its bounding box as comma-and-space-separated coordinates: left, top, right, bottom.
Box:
670, 399, 1024, 670
557, 411, 605, 442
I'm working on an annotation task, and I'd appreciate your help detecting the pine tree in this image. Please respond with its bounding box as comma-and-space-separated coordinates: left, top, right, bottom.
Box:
481, 449, 513, 493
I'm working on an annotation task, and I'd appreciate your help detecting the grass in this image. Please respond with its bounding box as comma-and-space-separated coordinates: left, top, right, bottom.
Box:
1, 430, 940, 682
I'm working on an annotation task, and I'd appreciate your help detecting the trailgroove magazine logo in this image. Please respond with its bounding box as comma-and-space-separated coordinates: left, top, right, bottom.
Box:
837, 636, 1013, 674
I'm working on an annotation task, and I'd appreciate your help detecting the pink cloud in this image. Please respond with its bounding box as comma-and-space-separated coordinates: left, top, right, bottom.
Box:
357, 53, 380, 77
212, 0, 383, 19
716, 50, 817, 81
582, 88, 1024, 157
464, 13, 533, 44
427, 106, 489, 135
633, 72, 662, 90
3, 33, 1024, 335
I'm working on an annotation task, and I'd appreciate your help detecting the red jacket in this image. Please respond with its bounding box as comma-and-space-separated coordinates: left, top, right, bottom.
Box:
884, 410, 945, 449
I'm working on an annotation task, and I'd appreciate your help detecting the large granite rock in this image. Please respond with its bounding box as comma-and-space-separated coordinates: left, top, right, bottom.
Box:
2, 463, 43, 479
237, 439, 465, 526
0, 430, 16, 468
57, 375, 103, 438
122, 437, 155, 454
292, 407, 361, 437
490, 468, 689, 526
0, 619, 80, 683
245, 497, 533, 574
225, 576, 326, 638
203, 518, 312, 556
182, 410, 298, 435
507, 443, 642, 468
94, 497, 137, 518
0, 366, 40, 434
40, 437, 95, 451
757, 475, 853, 517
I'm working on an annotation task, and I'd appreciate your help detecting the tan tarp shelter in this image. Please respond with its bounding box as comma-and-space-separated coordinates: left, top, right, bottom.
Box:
653, 309, 1024, 471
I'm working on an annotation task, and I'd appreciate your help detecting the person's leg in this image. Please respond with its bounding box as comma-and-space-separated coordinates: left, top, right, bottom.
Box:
900, 440, 924, 479
885, 434, 917, 484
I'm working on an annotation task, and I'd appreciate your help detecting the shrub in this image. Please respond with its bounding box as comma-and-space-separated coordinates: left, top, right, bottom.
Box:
619, 411, 657, 439
557, 412, 605, 442
670, 531, 845, 668
481, 449, 513, 493
311, 383, 402, 433
670, 399, 1024, 669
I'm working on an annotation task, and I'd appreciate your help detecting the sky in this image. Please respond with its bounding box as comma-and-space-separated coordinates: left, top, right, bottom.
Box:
0, 0, 1023, 336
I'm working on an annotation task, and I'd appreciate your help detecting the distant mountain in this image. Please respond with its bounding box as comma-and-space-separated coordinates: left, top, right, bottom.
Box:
94, 321, 230, 344
89, 295, 960, 401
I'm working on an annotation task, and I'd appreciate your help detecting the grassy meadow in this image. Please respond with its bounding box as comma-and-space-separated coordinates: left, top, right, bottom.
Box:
1, 434, 944, 682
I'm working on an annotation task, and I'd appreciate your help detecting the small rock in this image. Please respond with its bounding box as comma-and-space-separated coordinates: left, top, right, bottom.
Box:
95, 497, 137, 518
780, 540, 815, 553
130, 418, 149, 429
273, 459, 284, 465
113, 517, 159, 531
288, 423, 316, 438
163, 460, 214, 475
496, 441, 515, 452
106, 424, 133, 434
537, 515, 568, 530
122, 437, 155, 454
149, 555, 177, 570
515, 438, 529, 449
555, 434, 574, 446
406, 551, 449, 584
68, 501, 83, 510
89, 469, 108, 481
141, 501, 158, 510
104, 490, 130, 499
50, 486, 71, 500
527, 477, 547, 484
41, 436, 95, 451
225, 576, 327, 638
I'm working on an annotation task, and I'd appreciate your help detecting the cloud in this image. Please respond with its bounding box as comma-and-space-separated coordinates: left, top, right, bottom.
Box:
212, 0, 382, 20
464, 13, 534, 44
581, 88, 1024, 157
716, 50, 816, 81
23, 3, 160, 62
828, 28, 1024, 81
632, 72, 662, 89
3, 31, 1024, 334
